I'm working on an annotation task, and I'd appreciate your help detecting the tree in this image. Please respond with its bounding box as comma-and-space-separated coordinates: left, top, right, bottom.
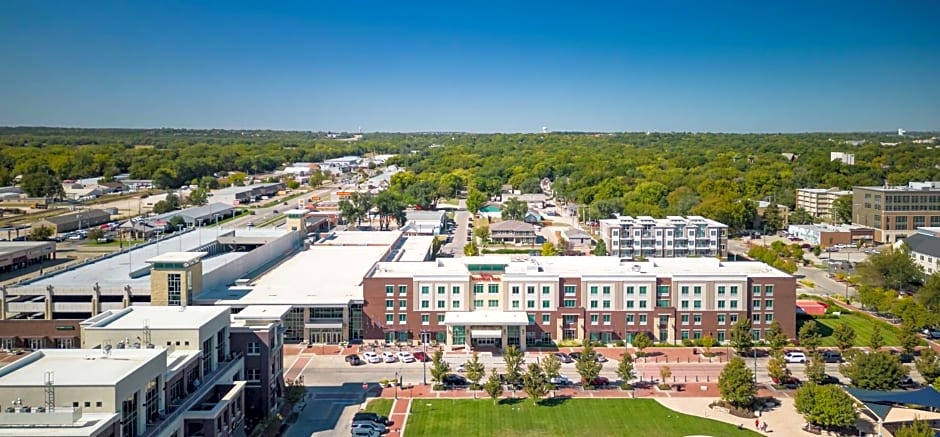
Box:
463, 241, 480, 256
616, 351, 635, 388
799, 320, 822, 352
430, 349, 450, 386
899, 323, 921, 355
868, 324, 885, 351
473, 225, 490, 248
29, 225, 54, 241
483, 368, 503, 404
540, 241, 558, 256
765, 320, 789, 354
374, 190, 405, 230
831, 195, 853, 224
795, 384, 858, 429
659, 365, 672, 387
501, 197, 527, 221
20, 170, 64, 198
767, 353, 789, 384
464, 352, 486, 390
466, 188, 488, 214
895, 418, 935, 437
840, 351, 908, 390
832, 323, 856, 352
523, 362, 549, 404
575, 339, 603, 387
503, 345, 524, 389
701, 335, 716, 356
790, 207, 815, 225
805, 352, 826, 385
917, 274, 940, 312
718, 357, 756, 409
856, 246, 924, 293
915, 348, 940, 383
730, 319, 754, 355
592, 240, 607, 256
86, 228, 105, 241
761, 206, 784, 234
168, 215, 186, 230
632, 332, 652, 357
188, 187, 208, 206
541, 353, 561, 381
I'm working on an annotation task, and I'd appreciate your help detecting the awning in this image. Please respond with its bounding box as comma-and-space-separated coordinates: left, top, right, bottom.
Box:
304, 323, 343, 329
471, 329, 502, 339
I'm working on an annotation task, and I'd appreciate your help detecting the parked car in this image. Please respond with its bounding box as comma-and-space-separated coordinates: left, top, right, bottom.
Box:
442, 374, 469, 387
569, 352, 582, 360
596, 354, 608, 363
550, 375, 572, 386
784, 351, 807, 364
345, 354, 363, 366
553, 352, 573, 363
352, 412, 392, 426
363, 352, 382, 364
890, 350, 916, 363
454, 363, 466, 373
381, 352, 397, 363
923, 328, 940, 339
821, 350, 843, 363
899, 376, 919, 389
499, 374, 524, 390
351, 427, 380, 437
396, 352, 416, 363
351, 421, 387, 434
412, 351, 431, 362
819, 375, 841, 386
584, 376, 609, 386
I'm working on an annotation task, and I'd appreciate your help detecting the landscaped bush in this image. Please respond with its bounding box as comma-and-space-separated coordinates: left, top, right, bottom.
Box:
613, 340, 625, 347
657, 383, 672, 390
557, 339, 582, 347
432, 383, 446, 391
635, 351, 647, 358
620, 383, 634, 390
681, 339, 693, 347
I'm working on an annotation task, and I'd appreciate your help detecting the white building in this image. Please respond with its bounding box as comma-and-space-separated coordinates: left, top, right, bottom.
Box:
598, 215, 728, 259
795, 187, 852, 219
402, 210, 447, 235
830, 152, 855, 165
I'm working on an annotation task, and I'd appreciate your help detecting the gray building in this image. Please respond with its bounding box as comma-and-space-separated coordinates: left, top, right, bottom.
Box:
598, 215, 728, 259
32, 209, 111, 235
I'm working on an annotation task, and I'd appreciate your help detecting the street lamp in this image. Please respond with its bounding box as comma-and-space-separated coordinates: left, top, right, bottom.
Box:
753, 346, 758, 383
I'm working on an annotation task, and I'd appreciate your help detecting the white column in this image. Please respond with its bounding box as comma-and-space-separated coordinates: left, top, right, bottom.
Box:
519, 325, 527, 352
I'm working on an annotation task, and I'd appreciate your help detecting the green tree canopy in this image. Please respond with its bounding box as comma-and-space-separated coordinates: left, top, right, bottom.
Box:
718, 357, 756, 409
840, 351, 908, 390
795, 383, 859, 429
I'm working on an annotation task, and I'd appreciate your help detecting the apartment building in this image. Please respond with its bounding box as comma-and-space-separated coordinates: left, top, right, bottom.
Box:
796, 187, 852, 220
902, 227, 940, 275
597, 216, 728, 259
229, 305, 289, 429
362, 256, 796, 349
853, 182, 940, 243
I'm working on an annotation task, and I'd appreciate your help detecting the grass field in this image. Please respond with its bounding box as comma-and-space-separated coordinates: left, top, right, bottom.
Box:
404, 398, 760, 437
807, 313, 902, 347
363, 398, 393, 417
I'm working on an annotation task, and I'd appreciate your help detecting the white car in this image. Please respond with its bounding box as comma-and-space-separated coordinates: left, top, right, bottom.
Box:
550, 375, 571, 385
362, 352, 382, 364
381, 352, 398, 363
784, 351, 807, 364
397, 351, 416, 363
454, 363, 466, 373
596, 354, 608, 363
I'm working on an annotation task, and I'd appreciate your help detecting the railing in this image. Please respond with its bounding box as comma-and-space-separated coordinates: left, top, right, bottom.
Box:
141, 352, 244, 437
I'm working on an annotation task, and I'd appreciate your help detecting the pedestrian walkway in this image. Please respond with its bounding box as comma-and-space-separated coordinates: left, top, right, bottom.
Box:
658, 397, 804, 435
286, 356, 312, 381
386, 398, 411, 437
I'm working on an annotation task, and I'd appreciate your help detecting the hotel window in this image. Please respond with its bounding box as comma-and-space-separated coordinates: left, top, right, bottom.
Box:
717, 314, 726, 325
422, 286, 430, 295
511, 286, 520, 294
488, 284, 499, 294
693, 330, 702, 339
398, 314, 407, 324
765, 300, 773, 309
717, 330, 726, 342
591, 314, 599, 324
730, 301, 738, 309
542, 301, 550, 308
473, 284, 484, 294
626, 286, 635, 295
542, 314, 551, 325
386, 299, 394, 309
399, 299, 407, 309
438, 314, 445, 323
752, 314, 760, 323
247, 369, 261, 381
564, 285, 576, 295
765, 285, 774, 296
603, 300, 611, 309
626, 301, 635, 309
730, 286, 739, 295
437, 301, 445, 309
681, 314, 689, 324
657, 285, 668, 296
656, 299, 670, 308
693, 314, 702, 325
421, 300, 429, 309
437, 286, 445, 295
603, 286, 611, 295
626, 314, 635, 324
527, 286, 536, 294
603, 314, 611, 324
590, 286, 598, 295
752, 300, 760, 309
399, 285, 408, 295
421, 314, 430, 325
528, 314, 536, 324
542, 286, 551, 294
730, 314, 738, 323
590, 301, 598, 308
681, 300, 689, 309
528, 300, 536, 308
451, 286, 460, 295
765, 314, 774, 322
639, 286, 648, 295
718, 286, 726, 295
639, 301, 647, 309
680, 286, 689, 295
752, 285, 761, 296
474, 299, 484, 308
639, 314, 647, 324
489, 299, 499, 307
386, 285, 394, 295
693, 301, 701, 309
512, 301, 520, 309
564, 299, 576, 307
452, 300, 460, 308
386, 314, 393, 323
693, 286, 702, 295
717, 300, 725, 309
681, 330, 689, 340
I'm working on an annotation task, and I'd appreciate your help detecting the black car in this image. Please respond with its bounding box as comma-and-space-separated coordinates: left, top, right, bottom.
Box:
498, 374, 524, 390
553, 352, 573, 363
353, 412, 392, 426
819, 375, 841, 385
442, 374, 469, 387
345, 354, 363, 366
568, 352, 582, 360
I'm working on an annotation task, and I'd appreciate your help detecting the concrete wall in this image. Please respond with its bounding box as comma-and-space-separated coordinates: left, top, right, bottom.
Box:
201, 231, 298, 294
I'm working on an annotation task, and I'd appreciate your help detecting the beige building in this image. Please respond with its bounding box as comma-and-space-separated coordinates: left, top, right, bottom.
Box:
795, 187, 852, 220
853, 182, 940, 243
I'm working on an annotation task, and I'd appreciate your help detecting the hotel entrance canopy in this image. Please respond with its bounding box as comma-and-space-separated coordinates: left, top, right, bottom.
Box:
470, 329, 503, 338
442, 311, 529, 326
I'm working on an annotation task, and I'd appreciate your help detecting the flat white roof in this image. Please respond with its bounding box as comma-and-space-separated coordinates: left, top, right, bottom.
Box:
82, 306, 229, 331
146, 251, 207, 264
318, 230, 401, 246
0, 412, 120, 436
0, 349, 164, 387
397, 236, 434, 262
443, 311, 529, 326
233, 305, 292, 320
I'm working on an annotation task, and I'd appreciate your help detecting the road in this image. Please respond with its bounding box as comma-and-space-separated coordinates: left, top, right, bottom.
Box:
442, 201, 469, 257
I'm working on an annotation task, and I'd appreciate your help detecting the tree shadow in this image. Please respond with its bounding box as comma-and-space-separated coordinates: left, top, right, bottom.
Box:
498, 397, 525, 406
537, 396, 572, 407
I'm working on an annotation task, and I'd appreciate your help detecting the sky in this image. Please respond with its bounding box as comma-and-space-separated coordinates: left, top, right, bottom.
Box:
0, 1, 938, 133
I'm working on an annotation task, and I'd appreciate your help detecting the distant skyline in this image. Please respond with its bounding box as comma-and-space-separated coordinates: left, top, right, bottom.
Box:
1, 1, 938, 133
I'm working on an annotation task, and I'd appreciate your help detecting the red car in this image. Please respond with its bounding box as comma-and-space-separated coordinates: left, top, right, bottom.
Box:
583, 376, 609, 387
412, 351, 432, 362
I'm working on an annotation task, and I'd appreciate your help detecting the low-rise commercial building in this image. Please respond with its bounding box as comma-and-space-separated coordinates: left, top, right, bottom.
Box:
787, 224, 874, 247
32, 210, 111, 235
598, 215, 728, 259
853, 181, 940, 243
0, 241, 55, 274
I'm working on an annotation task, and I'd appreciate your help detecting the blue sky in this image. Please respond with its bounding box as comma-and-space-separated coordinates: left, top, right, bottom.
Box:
0, 1, 938, 132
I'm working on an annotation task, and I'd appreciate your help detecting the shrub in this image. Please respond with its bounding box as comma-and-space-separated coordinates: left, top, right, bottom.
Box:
657, 383, 672, 390
681, 339, 693, 347
635, 351, 647, 358
613, 340, 625, 347
432, 383, 446, 391
620, 383, 634, 390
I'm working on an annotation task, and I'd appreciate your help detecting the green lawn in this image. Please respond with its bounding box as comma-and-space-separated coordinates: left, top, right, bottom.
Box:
363, 398, 393, 417
404, 399, 760, 437
808, 313, 901, 347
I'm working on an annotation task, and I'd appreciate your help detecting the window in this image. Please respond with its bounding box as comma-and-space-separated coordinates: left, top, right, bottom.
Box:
752, 300, 760, 309
730, 301, 738, 309
398, 314, 407, 324
603, 300, 611, 309
542, 286, 551, 294
437, 286, 445, 295
681, 330, 689, 340
473, 284, 484, 294
717, 330, 726, 342
590, 286, 598, 295
693, 301, 701, 309
542, 300, 550, 308
681, 286, 689, 295
451, 286, 460, 294
488, 284, 499, 294
730, 286, 739, 295
603, 314, 611, 324
590, 314, 599, 324
386, 285, 394, 295
718, 286, 726, 295
730, 314, 738, 323
167, 273, 182, 306
626, 286, 635, 295
528, 300, 536, 308
681, 314, 689, 324
489, 299, 499, 307
421, 300, 429, 308
590, 301, 598, 308
717, 314, 726, 325
752, 285, 761, 296
693, 314, 702, 325
421, 314, 430, 324
717, 300, 726, 309
422, 286, 430, 294
437, 301, 445, 308
386, 299, 394, 309
385, 314, 393, 323
247, 369, 261, 381
527, 286, 536, 295
639, 286, 648, 295
564, 299, 576, 307
452, 300, 460, 308
752, 314, 760, 322
438, 314, 445, 323
656, 299, 670, 308
626, 314, 635, 324
603, 286, 611, 295
681, 300, 689, 309
399, 299, 407, 309
765, 285, 774, 296
564, 285, 576, 295
96, 401, 102, 407
657, 285, 669, 296
639, 314, 647, 324
626, 301, 635, 309
247, 342, 261, 355
693, 286, 702, 295
399, 285, 408, 295
639, 301, 647, 309
693, 330, 702, 339
765, 314, 774, 322
765, 299, 773, 309
528, 314, 536, 324
512, 301, 520, 308
542, 314, 551, 325
511, 286, 520, 294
